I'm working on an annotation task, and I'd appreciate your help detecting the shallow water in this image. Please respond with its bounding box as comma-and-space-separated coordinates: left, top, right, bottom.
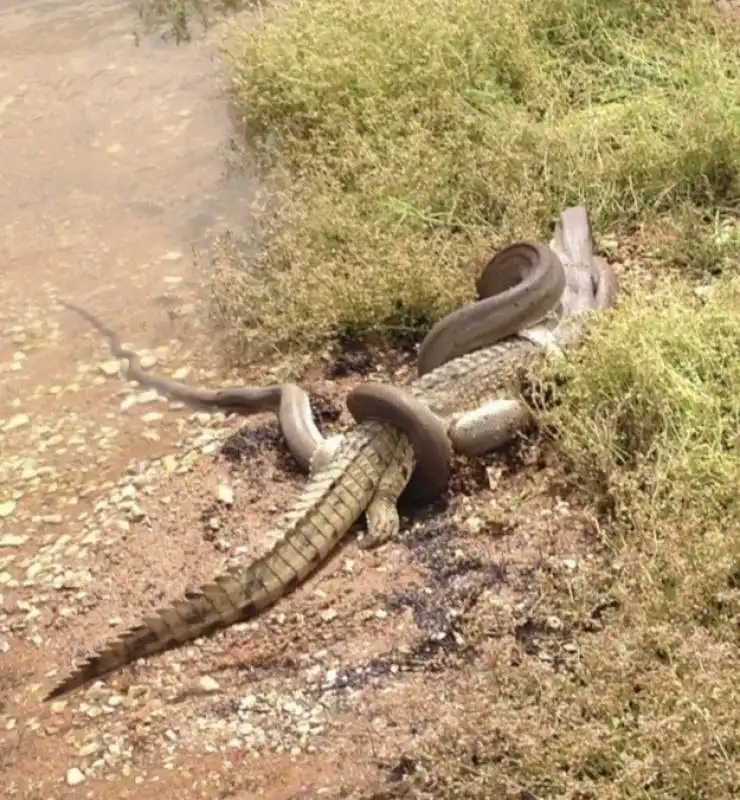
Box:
0, 0, 254, 309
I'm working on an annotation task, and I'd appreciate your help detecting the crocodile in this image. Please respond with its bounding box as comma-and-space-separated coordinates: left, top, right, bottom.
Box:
46, 205, 617, 701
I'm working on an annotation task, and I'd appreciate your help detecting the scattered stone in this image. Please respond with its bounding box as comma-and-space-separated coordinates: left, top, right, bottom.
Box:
65, 767, 86, 786
4, 413, 29, 431
694, 284, 714, 300
78, 741, 101, 757
0, 534, 27, 548
464, 515, 485, 534
199, 676, 220, 693
217, 484, 234, 505
0, 500, 16, 518
99, 361, 120, 378
126, 503, 146, 523
120, 389, 160, 411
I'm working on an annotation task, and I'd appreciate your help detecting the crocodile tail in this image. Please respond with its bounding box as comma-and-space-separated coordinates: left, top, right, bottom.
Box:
44, 532, 323, 701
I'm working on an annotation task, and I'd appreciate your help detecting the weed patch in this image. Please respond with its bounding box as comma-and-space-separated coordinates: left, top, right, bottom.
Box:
208, 2, 740, 796
213, 0, 740, 356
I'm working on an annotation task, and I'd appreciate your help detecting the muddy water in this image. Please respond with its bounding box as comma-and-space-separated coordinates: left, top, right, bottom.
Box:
0, 0, 254, 315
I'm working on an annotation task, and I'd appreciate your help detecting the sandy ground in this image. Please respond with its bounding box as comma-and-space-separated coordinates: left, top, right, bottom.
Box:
0, 2, 597, 797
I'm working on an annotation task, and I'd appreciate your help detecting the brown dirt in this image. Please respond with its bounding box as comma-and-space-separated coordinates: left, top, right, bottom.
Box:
0, 2, 597, 798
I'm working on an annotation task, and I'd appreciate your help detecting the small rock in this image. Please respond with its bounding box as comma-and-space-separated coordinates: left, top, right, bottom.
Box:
4, 413, 29, 431
464, 515, 485, 534
66, 767, 86, 786
319, 608, 338, 623
217, 485, 234, 506
486, 465, 503, 489
694, 284, 714, 300
199, 676, 220, 693
0, 500, 16, 519
241, 694, 258, 710
119, 484, 138, 500
99, 361, 120, 378
121, 390, 160, 411
0, 534, 27, 548
78, 741, 100, 757
126, 504, 146, 523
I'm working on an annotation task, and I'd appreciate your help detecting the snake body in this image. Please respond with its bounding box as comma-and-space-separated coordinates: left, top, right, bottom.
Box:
60, 240, 565, 493
349, 210, 619, 481
347, 242, 566, 490
59, 300, 324, 471
416, 242, 565, 376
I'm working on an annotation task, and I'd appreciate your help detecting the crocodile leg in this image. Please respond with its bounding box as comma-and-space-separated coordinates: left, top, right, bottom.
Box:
361, 438, 415, 548
447, 398, 533, 457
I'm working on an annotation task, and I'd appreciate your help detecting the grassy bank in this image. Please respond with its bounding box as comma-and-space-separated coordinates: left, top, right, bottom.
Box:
214, 0, 740, 356
145, 0, 740, 794
214, 1, 740, 795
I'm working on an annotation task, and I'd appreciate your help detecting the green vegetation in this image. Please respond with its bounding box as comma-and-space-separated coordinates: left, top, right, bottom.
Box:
147, 0, 740, 794
212, 0, 740, 357
344, 278, 740, 797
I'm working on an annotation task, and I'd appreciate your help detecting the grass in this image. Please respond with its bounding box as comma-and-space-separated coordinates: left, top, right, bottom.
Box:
346, 278, 740, 797
142, 0, 740, 795
211, 0, 740, 357
217, 1, 739, 795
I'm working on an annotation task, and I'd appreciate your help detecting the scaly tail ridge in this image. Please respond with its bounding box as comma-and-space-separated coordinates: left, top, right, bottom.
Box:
45, 423, 397, 701
44, 519, 330, 700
